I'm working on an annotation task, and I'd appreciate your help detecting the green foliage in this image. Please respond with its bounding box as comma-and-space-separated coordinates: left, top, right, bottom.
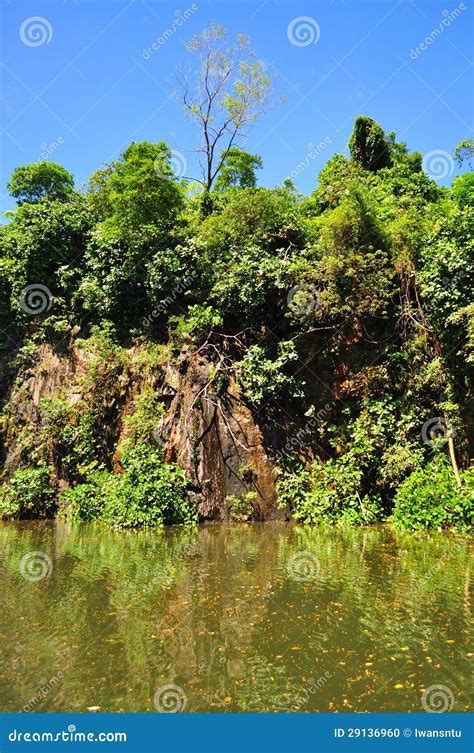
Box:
121, 386, 165, 450
1, 116, 472, 530
7, 162, 74, 204
80, 141, 184, 330
198, 185, 303, 256
0, 193, 92, 325
170, 304, 224, 344
227, 491, 257, 522
391, 461, 473, 531
452, 172, 474, 207
277, 459, 384, 526
87, 141, 183, 230
349, 116, 392, 171
60, 444, 196, 527
277, 400, 401, 525
0, 465, 55, 519
214, 148, 263, 190
454, 138, 474, 167
235, 340, 303, 405
316, 189, 395, 319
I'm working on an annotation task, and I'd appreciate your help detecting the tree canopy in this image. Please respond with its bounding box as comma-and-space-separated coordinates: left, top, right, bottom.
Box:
7, 161, 75, 204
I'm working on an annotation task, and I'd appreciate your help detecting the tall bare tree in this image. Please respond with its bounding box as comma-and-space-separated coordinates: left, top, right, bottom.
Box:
176, 22, 273, 193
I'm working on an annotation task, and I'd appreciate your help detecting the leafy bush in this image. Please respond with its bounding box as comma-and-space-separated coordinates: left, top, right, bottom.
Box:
0, 465, 55, 519
227, 492, 257, 522
235, 340, 303, 405
59, 445, 196, 527
277, 459, 384, 526
391, 461, 473, 531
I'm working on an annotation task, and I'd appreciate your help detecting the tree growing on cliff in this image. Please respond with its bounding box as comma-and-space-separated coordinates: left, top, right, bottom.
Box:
176, 22, 273, 194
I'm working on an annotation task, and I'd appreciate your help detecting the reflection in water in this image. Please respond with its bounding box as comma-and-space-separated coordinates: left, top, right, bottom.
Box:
0, 521, 471, 712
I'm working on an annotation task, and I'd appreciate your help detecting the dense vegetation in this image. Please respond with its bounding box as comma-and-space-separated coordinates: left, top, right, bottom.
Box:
0, 18, 472, 533
0, 113, 472, 530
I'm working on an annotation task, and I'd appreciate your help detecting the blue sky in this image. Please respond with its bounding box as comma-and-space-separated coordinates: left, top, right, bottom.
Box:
1, 0, 472, 215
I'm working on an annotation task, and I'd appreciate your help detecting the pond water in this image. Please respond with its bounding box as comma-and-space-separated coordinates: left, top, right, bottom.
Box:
0, 521, 471, 713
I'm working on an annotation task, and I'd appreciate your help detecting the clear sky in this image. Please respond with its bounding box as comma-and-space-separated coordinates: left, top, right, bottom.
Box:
1, 0, 472, 215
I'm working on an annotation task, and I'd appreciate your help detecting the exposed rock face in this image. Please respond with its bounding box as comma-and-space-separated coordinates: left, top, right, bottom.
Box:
0, 345, 280, 520
159, 354, 278, 520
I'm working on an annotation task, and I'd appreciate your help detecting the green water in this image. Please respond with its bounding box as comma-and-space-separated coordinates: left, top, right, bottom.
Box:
0, 522, 471, 713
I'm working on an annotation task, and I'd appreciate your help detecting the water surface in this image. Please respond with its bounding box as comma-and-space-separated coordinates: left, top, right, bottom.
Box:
0, 522, 471, 713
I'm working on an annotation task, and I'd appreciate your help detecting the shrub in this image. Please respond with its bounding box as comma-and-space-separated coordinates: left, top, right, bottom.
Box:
235, 340, 303, 406
276, 458, 384, 526
60, 444, 196, 527
0, 465, 55, 519
227, 492, 257, 522
391, 460, 473, 531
